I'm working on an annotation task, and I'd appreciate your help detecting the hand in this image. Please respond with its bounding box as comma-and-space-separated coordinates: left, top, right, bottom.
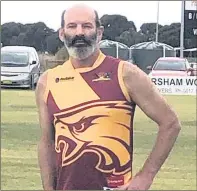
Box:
116, 172, 154, 190
44, 186, 54, 191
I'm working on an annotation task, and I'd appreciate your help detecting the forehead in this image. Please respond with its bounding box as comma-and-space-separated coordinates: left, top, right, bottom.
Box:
64, 7, 96, 25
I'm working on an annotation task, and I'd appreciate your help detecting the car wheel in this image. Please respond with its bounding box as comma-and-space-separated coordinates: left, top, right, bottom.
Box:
29, 74, 35, 90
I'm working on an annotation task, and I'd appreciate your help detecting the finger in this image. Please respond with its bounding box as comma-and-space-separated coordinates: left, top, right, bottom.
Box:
116, 181, 131, 190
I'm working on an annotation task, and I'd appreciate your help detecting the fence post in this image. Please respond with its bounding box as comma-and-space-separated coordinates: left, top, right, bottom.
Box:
116, 41, 119, 58
45, 59, 48, 71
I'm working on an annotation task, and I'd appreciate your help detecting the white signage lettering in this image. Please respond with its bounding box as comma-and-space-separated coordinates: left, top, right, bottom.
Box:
150, 76, 197, 95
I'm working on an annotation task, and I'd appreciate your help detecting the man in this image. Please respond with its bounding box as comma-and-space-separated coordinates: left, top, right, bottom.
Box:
35, 3, 181, 190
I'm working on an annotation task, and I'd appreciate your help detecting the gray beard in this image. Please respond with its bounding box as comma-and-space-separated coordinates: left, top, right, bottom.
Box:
63, 40, 97, 61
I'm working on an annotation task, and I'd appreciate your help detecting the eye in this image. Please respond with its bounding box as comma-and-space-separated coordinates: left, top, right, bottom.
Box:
74, 123, 85, 133
82, 23, 93, 29
83, 25, 91, 28
68, 25, 76, 29
67, 23, 77, 29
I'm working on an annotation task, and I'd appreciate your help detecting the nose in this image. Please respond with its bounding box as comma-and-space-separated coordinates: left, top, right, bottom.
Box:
75, 24, 84, 36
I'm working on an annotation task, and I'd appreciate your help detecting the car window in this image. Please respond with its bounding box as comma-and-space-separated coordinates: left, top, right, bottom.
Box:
153, 60, 186, 71
33, 51, 39, 61
29, 52, 36, 63
1, 52, 29, 66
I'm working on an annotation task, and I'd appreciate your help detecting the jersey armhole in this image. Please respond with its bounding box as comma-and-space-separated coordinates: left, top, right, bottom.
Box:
42, 63, 65, 104
118, 61, 131, 103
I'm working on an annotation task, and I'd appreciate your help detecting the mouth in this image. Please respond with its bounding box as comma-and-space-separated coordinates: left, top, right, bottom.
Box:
73, 39, 90, 47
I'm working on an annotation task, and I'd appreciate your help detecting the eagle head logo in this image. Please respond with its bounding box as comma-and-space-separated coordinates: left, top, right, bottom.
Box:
54, 101, 133, 176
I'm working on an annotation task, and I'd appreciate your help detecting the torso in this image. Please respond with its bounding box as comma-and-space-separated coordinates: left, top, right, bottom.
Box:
44, 52, 136, 190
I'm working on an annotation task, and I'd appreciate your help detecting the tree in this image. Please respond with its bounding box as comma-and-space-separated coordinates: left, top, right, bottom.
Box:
116, 29, 147, 47
140, 23, 163, 35
46, 32, 63, 55
17, 33, 28, 46
1, 15, 196, 54
158, 23, 180, 47
100, 14, 136, 41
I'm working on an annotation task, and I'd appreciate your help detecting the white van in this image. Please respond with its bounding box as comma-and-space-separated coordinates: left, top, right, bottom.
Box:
1, 46, 41, 89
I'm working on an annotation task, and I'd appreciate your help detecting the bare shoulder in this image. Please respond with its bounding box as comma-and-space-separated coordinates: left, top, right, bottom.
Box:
38, 70, 49, 87
122, 61, 178, 125
122, 61, 159, 98
35, 70, 49, 105
35, 65, 63, 105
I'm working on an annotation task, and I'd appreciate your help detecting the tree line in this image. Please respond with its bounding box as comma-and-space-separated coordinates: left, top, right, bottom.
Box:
1, 14, 196, 55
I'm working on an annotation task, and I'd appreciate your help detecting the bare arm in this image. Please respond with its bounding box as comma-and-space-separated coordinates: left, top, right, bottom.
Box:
35, 72, 56, 190
123, 62, 181, 180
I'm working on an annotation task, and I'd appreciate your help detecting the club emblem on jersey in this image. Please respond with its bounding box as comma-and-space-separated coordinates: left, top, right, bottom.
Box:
54, 101, 133, 176
92, 72, 111, 82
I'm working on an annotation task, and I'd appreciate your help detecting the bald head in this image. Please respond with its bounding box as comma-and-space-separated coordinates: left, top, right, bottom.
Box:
61, 4, 101, 28
59, 3, 103, 61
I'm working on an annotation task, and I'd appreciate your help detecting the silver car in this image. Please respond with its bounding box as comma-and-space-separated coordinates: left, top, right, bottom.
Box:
1, 46, 41, 89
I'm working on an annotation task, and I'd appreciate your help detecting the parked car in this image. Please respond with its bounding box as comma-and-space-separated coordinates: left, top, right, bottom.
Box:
1, 46, 41, 88
147, 57, 194, 77
190, 62, 197, 76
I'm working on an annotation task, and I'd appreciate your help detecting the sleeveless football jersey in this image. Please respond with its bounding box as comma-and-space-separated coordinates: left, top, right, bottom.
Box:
43, 51, 136, 190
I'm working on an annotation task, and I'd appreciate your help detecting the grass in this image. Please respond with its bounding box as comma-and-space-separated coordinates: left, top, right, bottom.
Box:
1, 90, 196, 190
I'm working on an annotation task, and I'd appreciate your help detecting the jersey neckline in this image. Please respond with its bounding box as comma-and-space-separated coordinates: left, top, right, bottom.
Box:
66, 51, 106, 73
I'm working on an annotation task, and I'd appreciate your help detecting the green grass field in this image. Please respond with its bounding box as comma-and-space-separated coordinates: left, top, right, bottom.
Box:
1, 90, 196, 190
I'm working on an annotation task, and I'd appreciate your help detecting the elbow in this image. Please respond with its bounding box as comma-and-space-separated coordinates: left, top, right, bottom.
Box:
169, 117, 181, 133
160, 114, 181, 134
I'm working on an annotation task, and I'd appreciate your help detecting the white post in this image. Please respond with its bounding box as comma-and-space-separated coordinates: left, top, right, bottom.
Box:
156, 1, 160, 42
163, 44, 166, 57
116, 41, 119, 58
180, 0, 185, 58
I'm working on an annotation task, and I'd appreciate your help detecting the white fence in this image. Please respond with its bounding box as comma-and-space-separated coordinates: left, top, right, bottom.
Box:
150, 76, 197, 95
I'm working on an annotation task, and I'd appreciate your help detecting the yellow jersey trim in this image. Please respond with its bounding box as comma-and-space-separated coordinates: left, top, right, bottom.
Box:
118, 61, 131, 103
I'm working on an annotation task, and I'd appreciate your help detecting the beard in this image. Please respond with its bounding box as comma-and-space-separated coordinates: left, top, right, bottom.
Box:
63, 32, 98, 60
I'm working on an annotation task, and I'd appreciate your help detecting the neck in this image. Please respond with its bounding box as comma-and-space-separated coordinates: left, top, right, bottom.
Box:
70, 49, 100, 69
